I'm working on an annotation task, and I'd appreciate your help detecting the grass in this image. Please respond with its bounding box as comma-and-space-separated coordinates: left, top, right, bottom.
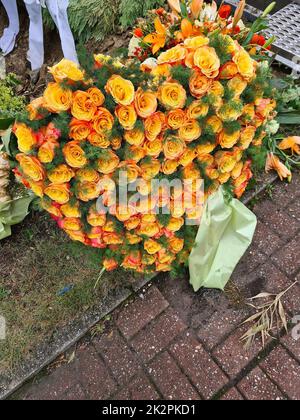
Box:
0, 212, 134, 375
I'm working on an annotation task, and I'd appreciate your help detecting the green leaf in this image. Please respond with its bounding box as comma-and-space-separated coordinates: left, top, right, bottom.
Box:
277, 113, 300, 125
180, 0, 188, 18
0, 117, 14, 131
1, 127, 13, 156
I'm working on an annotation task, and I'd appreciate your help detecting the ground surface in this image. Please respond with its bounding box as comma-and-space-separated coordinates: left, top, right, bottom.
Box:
15, 173, 300, 400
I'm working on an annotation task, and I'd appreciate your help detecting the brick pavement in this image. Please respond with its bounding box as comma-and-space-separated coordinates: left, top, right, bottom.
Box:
17, 173, 300, 400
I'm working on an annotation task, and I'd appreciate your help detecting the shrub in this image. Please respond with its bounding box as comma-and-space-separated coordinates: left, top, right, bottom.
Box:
0, 74, 25, 119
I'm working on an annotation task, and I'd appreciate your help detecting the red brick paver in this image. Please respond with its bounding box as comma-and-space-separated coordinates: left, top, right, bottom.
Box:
17, 176, 300, 400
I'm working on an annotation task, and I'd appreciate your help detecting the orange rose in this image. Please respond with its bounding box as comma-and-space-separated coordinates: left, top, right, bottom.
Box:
111, 137, 122, 150
106, 75, 135, 106
179, 148, 197, 167
118, 161, 141, 184
127, 145, 145, 162
16, 154, 45, 182
163, 137, 185, 160
144, 239, 162, 255
194, 46, 220, 78
145, 112, 165, 141
71, 90, 97, 121
63, 141, 87, 168
158, 82, 187, 110
217, 101, 243, 121
169, 237, 184, 253
47, 164, 74, 184
43, 82, 72, 113
87, 87, 105, 107
97, 150, 120, 174
44, 183, 70, 204
144, 138, 163, 158
14, 123, 37, 153
88, 131, 110, 148
233, 49, 255, 80
215, 150, 238, 173
196, 143, 216, 156
103, 258, 118, 271
76, 167, 100, 183
103, 232, 123, 245
115, 104, 137, 130
124, 128, 145, 146
70, 119, 91, 141
140, 158, 161, 180
48, 59, 84, 82
189, 71, 212, 99
61, 201, 81, 218
219, 62, 238, 79
187, 101, 209, 119
210, 81, 224, 97
178, 119, 201, 142
38, 140, 58, 164
161, 159, 178, 175
87, 206, 106, 227
184, 35, 209, 49
228, 75, 247, 98
206, 115, 223, 134
92, 108, 114, 134
65, 230, 86, 244
218, 130, 240, 149
41, 199, 62, 218
167, 109, 187, 130
134, 88, 158, 118
157, 44, 186, 64
122, 251, 142, 270
27, 97, 46, 120
239, 126, 256, 150
124, 215, 141, 230
27, 180, 44, 198
77, 181, 101, 202
61, 218, 82, 232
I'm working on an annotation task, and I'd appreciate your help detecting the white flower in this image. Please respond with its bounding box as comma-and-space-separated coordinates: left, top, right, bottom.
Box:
141, 58, 158, 71
199, 1, 218, 22
128, 36, 142, 58
227, 19, 246, 30
266, 119, 280, 135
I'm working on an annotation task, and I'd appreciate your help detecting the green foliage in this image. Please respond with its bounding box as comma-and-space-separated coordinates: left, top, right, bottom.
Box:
246, 143, 268, 173
171, 65, 192, 91
209, 34, 232, 65
0, 74, 25, 119
119, 0, 165, 29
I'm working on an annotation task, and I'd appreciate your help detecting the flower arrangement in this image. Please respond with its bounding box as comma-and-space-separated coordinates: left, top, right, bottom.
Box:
10, 1, 296, 276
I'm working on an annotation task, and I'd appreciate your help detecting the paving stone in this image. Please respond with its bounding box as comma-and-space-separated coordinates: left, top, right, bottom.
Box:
94, 329, 140, 386
170, 332, 228, 399
237, 367, 286, 400
287, 199, 300, 223
253, 199, 299, 240
130, 307, 187, 363
113, 373, 160, 400
220, 388, 244, 400
270, 175, 300, 206
74, 347, 117, 400
261, 346, 300, 400
213, 328, 263, 378
148, 352, 200, 400
252, 221, 284, 257
61, 383, 87, 400
23, 365, 78, 400
271, 234, 300, 277
115, 286, 169, 339
281, 330, 300, 361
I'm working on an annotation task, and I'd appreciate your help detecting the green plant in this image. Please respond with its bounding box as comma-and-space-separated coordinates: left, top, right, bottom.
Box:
0, 74, 25, 128
119, 0, 165, 29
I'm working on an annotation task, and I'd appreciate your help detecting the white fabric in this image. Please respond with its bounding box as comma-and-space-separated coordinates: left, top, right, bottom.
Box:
24, 0, 78, 71
0, 0, 20, 56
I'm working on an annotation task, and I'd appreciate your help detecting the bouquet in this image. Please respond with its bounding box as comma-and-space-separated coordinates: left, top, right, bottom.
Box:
10, 1, 296, 278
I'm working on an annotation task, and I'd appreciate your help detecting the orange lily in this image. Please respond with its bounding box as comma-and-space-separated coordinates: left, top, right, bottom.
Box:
181, 18, 194, 38
278, 136, 300, 155
265, 153, 292, 181
191, 0, 204, 19
232, 0, 246, 29
144, 17, 167, 55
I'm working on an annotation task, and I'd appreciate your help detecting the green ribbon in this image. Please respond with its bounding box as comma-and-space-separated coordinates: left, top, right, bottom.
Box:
189, 188, 257, 291
0, 195, 33, 240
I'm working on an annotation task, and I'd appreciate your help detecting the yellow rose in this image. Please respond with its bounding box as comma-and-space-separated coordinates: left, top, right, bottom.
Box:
65, 230, 86, 244
70, 119, 91, 141
115, 204, 136, 222
140, 158, 160, 180
218, 130, 240, 149
63, 141, 87, 168
48, 59, 84, 82
196, 143, 216, 156
16, 154, 45, 182
161, 159, 178, 175
127, 145, 146, 162
217, 101, 243, 121
242, 104, 255, 121
144, 239, 162, 255
151, 63, 172, 79
167, 109, 187, 130
138, 222, 160, 237
158, 82, 187, 110
97, 150, 120, 174
233, 49, 255, 80
88, 131, 110, 148
163, 137, 185, 160
38, 140, 58, 164
227, 75, 247, 98
61, 201, 81, 218
219, 62, 238, 79
142, 253, 156, 266
205, 166, 219, 180
44, 183, 70, 204
184, 35, 209, 49
87, 206, 106, 227
122, 251, 142, 270
124, 215, 141, 230
231, 161, 244, 179
71, 90, 97, 121
27, 97, 45, 120
103, 232, 123, 245
210, 81, 225, 97
118, 161, 141, 183
115, 104, 137, 130
111, 137, 122, 150
126, 233, 142, 245
187, 101, 209, 119
157, 44, 186, 64
61, 217, 82, 232
218, 172, 231, 184
134, 87, 158, 118
14, 123, 37, 153
77, 181, 100, 202
197, 153, 214, 166
145, 112, 165, 141
41, 199, 62, 218
206, 115, 223, 134
182, 163, 201, 180
169, 237, 184, 253
43, 82, 72, 113
93, 108, 114, 134
76, 167, 100, 183
158, 249, 175, 265
87, 87, 105, 107
27, 180, 44, 198
156, 263, 172, 272
239, 126, 256, 150
124, 128, 145, 146
167, 217, 184, 232
106, 75, 135, 106
194, 46, 220, 78
178, 119, 201, 142
215, 150, 237, 173
189, 71, 212, 99
144, 138, 163, 158
47, 164, 75, 184
179, 149, 197, 167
